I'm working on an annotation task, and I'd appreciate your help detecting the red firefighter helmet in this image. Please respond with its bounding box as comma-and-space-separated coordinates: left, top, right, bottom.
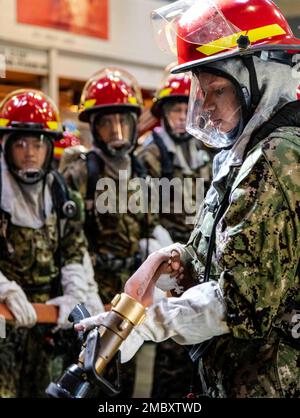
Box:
152, 0, 300, 73
54, 131, 81, 160
151, 71, 191, 118
78, 67, 143, 122
0, 89, 62, 137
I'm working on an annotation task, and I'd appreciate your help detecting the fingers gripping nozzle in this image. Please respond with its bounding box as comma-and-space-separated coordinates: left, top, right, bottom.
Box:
46, 293, 146, 398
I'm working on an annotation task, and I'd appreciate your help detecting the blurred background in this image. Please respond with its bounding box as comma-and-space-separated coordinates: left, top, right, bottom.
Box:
0, 0, 299, 398
0, 0, 299, 146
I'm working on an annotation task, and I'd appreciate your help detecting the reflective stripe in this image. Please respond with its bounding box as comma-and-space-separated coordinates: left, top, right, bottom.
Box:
84, 98, 97, 109
128, 96, 138, 104
54, 147, 64, 156
0, 118, 9, 127
158, 87, 172, 98
196, 24, 286, 56
46, 121, 59, 130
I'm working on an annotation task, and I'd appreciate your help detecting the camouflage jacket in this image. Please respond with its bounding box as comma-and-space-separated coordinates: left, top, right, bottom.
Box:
0, 187, 87, 303
61, 151, 156, 303
137, 129, 213, 243
184, 126, 300, 398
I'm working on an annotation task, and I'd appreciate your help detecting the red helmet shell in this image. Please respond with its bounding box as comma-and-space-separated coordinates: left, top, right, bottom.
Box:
151, 73, 191, 118
0, 89, 62, 136
79, 67, 143, 122
171, 0, 300, 73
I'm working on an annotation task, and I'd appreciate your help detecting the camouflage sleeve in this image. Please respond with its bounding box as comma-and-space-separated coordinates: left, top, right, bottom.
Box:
60, 189, 87, 266
219, 136, 300, 340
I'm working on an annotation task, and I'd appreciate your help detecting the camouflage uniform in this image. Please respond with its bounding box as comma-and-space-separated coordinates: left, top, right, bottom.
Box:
184, 125, 300, 397
138, 129, 213, 398
0, 185, 87, 397
61, 151, 154, 397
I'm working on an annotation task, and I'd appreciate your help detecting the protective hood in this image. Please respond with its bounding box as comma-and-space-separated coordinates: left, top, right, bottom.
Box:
91, 146, 132, 181
204, 56, 299, 206
0, 153, 53, 228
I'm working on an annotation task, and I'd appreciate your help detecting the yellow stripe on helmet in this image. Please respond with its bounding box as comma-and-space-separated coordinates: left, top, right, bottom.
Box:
54, 147, 64, 156
0, 118, 10, 127
83, 99, 97, 109
196, 24, 286, 56
158, 87, 172, 99
128, 96, 138, 105
46, 121, 59, 130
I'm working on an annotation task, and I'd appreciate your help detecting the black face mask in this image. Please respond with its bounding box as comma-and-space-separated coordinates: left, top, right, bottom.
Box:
4, 133, 53, 184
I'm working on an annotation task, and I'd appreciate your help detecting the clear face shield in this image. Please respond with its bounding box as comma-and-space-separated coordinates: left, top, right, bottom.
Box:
187, 71, 242, 148
93, 112, 136, 157
151, 0, 240, 58
4, 133, 53, 183
162, 100, 192, 143
163, 101, 188, 135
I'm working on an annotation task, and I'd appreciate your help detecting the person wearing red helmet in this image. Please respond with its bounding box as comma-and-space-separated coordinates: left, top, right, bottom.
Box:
61, 67, 162, 397
78, 0, 300, 398
0, 89, 103, 397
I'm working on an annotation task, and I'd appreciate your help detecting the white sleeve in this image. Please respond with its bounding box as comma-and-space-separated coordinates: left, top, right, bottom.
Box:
137, 281, 229, 345
61, 263, 88, 302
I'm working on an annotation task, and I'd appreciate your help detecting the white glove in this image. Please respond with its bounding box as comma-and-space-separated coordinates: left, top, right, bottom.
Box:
0, 271, 37, 328
75, 281, 229, 363
155, 273, 184, 295
83, 251, 105, 316
47, 262, 88, 330
46, 294, 78, 330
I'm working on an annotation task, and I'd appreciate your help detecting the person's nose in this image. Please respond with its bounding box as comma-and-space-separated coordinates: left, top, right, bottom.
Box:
179, 109, 187, 122
24, 142, 35, 158
202, 92, 215, 112
112, 115, 122, 137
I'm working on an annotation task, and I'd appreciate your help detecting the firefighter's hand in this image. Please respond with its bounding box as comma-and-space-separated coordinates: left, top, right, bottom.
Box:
46, 295, 78, 331
74, 311, 107, 332
124, 243, 185, 306
0, 277, 37, 327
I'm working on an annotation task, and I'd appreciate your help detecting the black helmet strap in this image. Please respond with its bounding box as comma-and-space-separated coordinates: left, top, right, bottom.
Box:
242, 55, 261, 112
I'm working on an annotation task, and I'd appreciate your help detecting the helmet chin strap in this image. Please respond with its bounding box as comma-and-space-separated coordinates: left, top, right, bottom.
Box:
242, 55, 261, 116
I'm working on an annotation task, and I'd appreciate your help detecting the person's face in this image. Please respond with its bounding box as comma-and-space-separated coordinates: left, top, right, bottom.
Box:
11, 135, 48, 171
198, 72, 240, 133
94, 112, 133, 148
164, 101, 188, 134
